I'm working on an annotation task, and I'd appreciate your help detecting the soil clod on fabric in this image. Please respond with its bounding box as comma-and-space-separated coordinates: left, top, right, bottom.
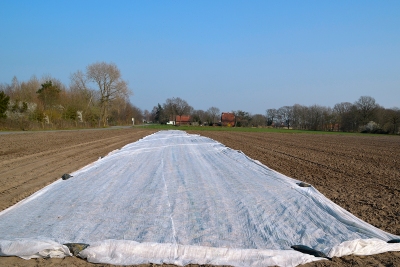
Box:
61, 174, 73, 180
297, 182, 312, 187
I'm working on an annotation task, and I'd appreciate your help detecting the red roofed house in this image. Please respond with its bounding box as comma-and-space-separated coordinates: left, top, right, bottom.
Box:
221, 112, 235, 127
175, 115, 191, 126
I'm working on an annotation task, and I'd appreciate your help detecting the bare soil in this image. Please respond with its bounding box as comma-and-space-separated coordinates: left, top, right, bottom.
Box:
0, 128, 157, 211
1, 129, 399, 267
190, 131, 400, 267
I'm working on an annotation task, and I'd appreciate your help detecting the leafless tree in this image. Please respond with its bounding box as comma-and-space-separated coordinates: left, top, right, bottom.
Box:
277, 106, 293, 129
333, 102, 353, 131
20, 76, 40, 103
163, 97, 191, 125
70, 70, 88, 92
4, 76, 40, 103
70, 70, 99, 122
86, 62, 130, 126
191, 109, 208, 125
251, 114, 266, 127
354, 96, 378, 125
375, 107, 400, 134
175, 97, 192, 121
109, 99, 142, 125
163, 98, 176, 122
266, 108, 277, 126
387, 107, 400, 134
307, 105, 325, 130
292, 104, 307, 129
143, 109, 151, 123
11, 76, 20, 96
233, 110, 252, 127
207, 106, 220, 124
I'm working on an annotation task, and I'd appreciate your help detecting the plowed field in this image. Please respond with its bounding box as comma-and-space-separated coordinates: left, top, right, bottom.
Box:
189, 130, 400, 267
0, 128, 157, 211
1, 128, 399, 267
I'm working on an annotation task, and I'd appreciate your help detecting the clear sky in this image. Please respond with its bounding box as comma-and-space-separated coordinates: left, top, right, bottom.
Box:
1, 0, 399, 114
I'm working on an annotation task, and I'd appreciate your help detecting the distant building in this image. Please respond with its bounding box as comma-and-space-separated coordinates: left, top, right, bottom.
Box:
221, 112, 235, 127
175, 115, 191, 126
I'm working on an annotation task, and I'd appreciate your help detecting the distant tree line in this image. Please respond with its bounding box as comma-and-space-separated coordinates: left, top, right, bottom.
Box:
1, 68, 399, 134
266, 96, 400, 134
149, 97, 221, 126
148, 97, 268, 128
148, 95, 399, 134
0, 62, 143, 130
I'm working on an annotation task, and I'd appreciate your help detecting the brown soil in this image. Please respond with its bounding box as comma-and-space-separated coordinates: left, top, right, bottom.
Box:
0, 128, 157, 211
1, 129, 399, 267
189, 131, 400, 267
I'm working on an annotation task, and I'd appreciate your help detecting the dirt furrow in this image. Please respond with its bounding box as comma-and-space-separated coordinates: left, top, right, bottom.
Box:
0, 128, 156, 211
0, 133, 135, 181
0, 134, 125, 166
190, 131, 400, 236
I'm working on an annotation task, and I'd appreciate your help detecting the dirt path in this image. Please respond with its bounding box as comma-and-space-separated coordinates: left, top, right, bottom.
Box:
1, 129, 399, 267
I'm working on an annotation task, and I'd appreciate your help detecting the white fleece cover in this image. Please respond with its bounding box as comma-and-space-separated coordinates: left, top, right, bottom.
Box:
0, 130, 399, 267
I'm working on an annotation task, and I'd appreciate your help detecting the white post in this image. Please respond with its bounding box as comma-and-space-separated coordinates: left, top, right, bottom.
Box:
132, 118, 135, 125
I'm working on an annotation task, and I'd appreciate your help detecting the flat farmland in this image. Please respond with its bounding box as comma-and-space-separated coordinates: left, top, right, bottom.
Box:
1, 128, 399, 267
0, 128, 157, 211
188, 130, 400, 267
188, 131, 400, 236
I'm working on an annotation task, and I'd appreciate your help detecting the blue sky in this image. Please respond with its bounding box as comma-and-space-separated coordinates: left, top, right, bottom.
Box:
1, 0, 399, 114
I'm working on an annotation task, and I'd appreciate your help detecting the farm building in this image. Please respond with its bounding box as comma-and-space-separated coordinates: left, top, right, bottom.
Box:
175, 115, 191, 126
221, 112, 235, 127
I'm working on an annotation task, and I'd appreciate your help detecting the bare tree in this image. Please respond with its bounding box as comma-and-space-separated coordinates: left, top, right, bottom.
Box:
109, 99, 142, 125
163, 98, 177, 123
387, 107, 400, 134
233, 110, 252, 127
175, 97, 192, 124
375, 107, 400, 134
192, 109, 207, 125
70, 70, 88, 92
355, 96, 378, 125
251, 114, 266, 127
277, 106, 293, 129
11, 76, 20, 98
70, 70, 98, 122
292, 104, 307, 129
305, 105, 322, 130
333, 102, 353, 131
143, 109, 151, 123
163, 97, 191, 125
5, 76, 40, 103
0, 91, 10, 119
86, 62, 130, 126
207, 106, 220, 124
266, 108, 277, 126
20, 76, 40, 103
